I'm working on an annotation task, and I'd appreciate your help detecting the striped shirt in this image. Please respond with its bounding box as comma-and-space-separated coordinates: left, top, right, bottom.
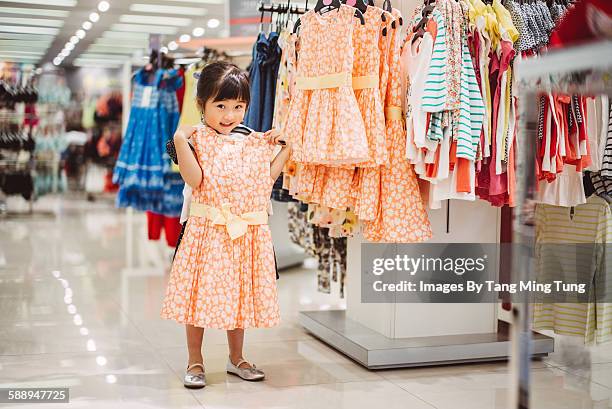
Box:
600, 100, 612, 178
456, 32, 485, 160
590, 172, 612, 198
422, 9, 448, 114
533, 196, 612, 345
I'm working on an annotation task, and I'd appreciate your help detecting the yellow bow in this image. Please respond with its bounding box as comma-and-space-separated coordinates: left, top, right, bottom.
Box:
190, 202, 268, 240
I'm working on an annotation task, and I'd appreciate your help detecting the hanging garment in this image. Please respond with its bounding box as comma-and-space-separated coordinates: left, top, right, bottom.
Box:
114, 68, 184, 215
314, 226, 347, 298
362, 8, 433, 243
147, 212, 182, 247
284, 5, 369, 165
245, 32, 282, 132
533, 195, 612, 345
351, 5, 388, 167
161, 125, 279, 329
178, 65, 200, 127
114, 69, 166, 206
176, 66, 186, 113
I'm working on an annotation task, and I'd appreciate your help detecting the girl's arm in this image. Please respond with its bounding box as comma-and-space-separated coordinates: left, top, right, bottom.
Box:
270, 145, 291, 181
174, 125, 202, 188
266, 129, 291, 181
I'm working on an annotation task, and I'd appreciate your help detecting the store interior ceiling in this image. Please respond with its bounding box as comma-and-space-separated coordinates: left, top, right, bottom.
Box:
0, 0, 228, 69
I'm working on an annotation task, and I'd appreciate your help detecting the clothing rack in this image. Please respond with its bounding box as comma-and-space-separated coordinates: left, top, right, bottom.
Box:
258, 2, 309, 15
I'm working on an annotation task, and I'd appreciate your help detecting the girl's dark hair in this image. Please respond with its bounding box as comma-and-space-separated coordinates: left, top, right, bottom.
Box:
196, 61, 250, 108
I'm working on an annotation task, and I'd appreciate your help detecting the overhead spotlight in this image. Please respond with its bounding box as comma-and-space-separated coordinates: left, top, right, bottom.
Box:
76, 29, 86, 39
179, 34, 190, 43
192, 27, 204, 37
167, 41, 177, 51
82, 21, 92, 30
60, 50, 69, 57
70, 36, 79, 44
98, 1, 110, 12
207, 18, 220, 28
160, 46, 168, 54
53, 57, 61, 65
65, 42, 75, 51
89, 12, 100, 22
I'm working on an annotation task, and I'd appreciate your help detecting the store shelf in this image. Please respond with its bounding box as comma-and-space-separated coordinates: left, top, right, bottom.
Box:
516, 40, 612, 81
300, 310, 553, 369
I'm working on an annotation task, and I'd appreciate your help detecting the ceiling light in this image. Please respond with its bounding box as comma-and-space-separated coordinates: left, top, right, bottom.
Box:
0, 33, 53, 41
70, 36, 79, 44
60, 50, 70, 57
83, 21, 92, 30
0, 51, 45, 56
0, 44, 49, 52
192, 27, 204, 37
111, 24, 178, 35
0, 7, 70, 18
89, 12, 100, 22
79, 53, 130, 60
129, 4, 206, 16
1, 0, 76, 6
53, 57, 61, 65
86, 48, 136, 55
76, 29, 86, 39
168, 41, 178, 51
160, 46, 169, 54
207, 18, 220, 28
98, 1, 110, 12
179, 34, 190, 43
0, 17, 63, 28
65, 42, 75, 51
0, 26, 59, 35
102, 30, 148, 40
0, 40, 51, 47
119, 15, 191, 26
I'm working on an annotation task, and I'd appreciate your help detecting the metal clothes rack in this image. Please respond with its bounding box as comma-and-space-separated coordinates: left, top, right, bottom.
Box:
510, 39, 612, 409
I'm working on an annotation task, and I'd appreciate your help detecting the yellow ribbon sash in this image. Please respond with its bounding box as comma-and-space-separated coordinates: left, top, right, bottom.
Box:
190, 202, 268, 240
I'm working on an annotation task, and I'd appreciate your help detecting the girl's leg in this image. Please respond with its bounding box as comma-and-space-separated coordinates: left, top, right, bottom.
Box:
186, 324, 205, 374
227, 329, 251, 368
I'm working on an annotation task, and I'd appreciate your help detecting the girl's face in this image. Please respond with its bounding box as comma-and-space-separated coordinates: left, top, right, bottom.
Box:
202, 97, 247, 135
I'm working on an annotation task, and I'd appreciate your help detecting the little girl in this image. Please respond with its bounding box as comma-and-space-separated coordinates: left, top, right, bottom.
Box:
160, 61, 291, 389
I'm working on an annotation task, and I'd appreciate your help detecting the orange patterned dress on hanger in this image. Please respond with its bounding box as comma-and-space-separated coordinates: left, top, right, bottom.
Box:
283, 4, 369, 166
160, 125, 280, 329
362, 9, 433, 243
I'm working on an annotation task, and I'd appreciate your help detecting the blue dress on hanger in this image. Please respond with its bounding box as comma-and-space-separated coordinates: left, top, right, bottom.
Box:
113, 68, 184, 214
244, 31, 281, 132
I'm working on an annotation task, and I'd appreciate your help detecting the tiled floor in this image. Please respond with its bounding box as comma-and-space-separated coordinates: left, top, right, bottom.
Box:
1, 196, 611, 408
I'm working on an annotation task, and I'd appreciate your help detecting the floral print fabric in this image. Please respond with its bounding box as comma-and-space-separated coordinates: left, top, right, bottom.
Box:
160, 125, 280, 329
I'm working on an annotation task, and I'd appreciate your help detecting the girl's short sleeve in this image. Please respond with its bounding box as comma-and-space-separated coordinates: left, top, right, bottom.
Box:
190, 125, 209, 166
249, 131, 276, 160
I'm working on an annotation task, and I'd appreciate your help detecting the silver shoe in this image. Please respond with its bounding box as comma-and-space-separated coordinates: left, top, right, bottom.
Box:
226, 358, 265, 381
183, 363, 206, 389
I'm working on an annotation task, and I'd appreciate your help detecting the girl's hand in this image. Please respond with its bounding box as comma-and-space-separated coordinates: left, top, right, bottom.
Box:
174, 125, 197, 142
264, 128, 288, 147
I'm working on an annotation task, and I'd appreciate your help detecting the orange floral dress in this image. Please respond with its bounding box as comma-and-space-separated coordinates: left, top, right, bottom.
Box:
362, 9, 433, 243
160, 125, 280, 329
284, 4, 369, 166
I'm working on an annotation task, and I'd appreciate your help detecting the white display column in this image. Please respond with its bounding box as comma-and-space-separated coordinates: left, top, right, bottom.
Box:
300, 200, 554, 368
346, 200, 500, 339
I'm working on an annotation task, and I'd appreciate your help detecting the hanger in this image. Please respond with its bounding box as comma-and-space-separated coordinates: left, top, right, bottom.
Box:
341, 0, 387, 28
293, 0, 365, 34
411, 0, 435, 44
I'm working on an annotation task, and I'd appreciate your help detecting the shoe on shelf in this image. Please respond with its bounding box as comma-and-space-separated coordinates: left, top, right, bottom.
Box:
226, 358, 265, 381
183, 363, 206, 389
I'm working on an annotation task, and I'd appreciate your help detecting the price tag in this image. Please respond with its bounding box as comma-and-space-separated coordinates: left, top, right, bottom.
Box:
141, 87, 153, 107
